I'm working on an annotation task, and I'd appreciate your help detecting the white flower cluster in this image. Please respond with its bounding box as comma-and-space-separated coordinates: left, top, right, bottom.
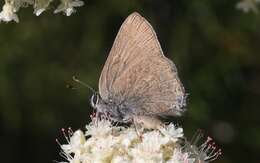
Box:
236, 0, 260, 13
0, 0, 84, 23
57, 117, 221, 163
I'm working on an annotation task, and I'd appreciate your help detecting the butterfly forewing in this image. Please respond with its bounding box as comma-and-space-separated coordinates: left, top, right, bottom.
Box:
99, 12, 185, 117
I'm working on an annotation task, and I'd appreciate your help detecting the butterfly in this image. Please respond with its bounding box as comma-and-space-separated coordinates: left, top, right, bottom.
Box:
89, 12, 186, 129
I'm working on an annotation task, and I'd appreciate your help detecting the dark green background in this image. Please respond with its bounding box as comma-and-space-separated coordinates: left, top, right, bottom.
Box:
0, 0, 259, 162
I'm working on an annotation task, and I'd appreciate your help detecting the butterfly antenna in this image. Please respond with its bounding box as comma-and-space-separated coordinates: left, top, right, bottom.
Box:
72, 75, 96, 93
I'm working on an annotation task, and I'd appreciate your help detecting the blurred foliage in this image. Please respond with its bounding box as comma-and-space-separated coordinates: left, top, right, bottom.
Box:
0, 0, 259, 163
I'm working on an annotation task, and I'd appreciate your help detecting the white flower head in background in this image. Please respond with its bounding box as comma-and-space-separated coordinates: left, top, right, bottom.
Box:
56, 117, 222, 163
0, 0, 84, 23
34, 0, 53, 16
236, 0, 260, 13
0, 0, 258, 23
0, 0, 19, 23
54, 0, 84, 16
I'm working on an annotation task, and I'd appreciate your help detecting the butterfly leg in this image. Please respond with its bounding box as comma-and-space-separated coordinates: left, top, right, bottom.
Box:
132, 117, 143, 140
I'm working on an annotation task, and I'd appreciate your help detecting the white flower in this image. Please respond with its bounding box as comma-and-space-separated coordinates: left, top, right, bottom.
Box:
57, 118, 221, 163
80, 137, 112, 162
33, 0, 53, 16
0, 2, 19, 23
54, 0, 84, 16
167, 148, 195, 163
159, 123, 184, 142
236, 0, 260, 13
61, 130, 86, 155
0, 0, 85, 23
85, 117, 113, 137
34, 8, 45, 16
141, 131, 170, 151
111, 155, 131, 163
120, 128, 138, 148
130, 131, 169, 162
182, 130, 222, 163
57, 129, 86, 163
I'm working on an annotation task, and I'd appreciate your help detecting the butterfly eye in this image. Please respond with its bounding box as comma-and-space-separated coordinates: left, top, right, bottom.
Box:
91, 94, 99, 108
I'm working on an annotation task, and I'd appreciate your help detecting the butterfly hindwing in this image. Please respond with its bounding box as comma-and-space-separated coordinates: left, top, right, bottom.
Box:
98, 12, 185, 117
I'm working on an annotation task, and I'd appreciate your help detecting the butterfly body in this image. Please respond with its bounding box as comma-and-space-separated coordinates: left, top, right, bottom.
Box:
91, 12, 186, 127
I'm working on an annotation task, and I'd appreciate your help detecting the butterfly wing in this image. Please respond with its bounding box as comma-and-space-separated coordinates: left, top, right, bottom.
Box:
99, 12, 186, 117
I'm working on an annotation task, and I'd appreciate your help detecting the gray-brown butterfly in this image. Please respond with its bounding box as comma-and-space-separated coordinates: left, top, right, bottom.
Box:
91, 12, 186, 129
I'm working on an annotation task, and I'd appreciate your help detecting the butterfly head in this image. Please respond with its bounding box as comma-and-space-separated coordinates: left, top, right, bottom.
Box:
89, 94, 132, 122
